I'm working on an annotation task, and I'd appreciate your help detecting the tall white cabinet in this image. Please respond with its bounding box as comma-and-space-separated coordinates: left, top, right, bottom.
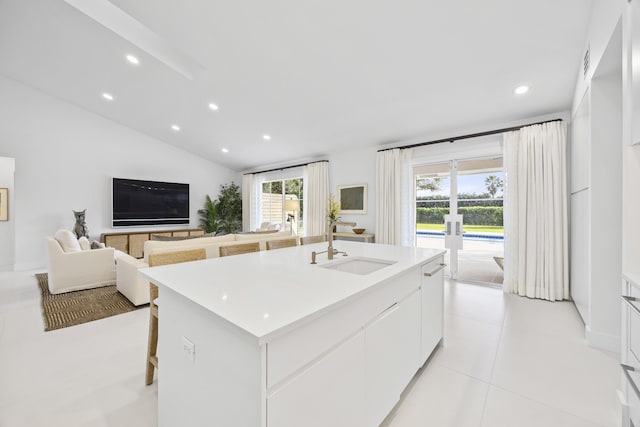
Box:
570, 20, 623, 351
621, 0, 640, 425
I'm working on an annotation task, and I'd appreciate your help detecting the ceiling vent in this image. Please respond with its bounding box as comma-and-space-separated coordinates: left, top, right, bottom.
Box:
583, 46, 590, 79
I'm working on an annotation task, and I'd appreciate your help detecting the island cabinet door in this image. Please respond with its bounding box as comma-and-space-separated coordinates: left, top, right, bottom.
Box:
266, 330, 366, 427
420, 256, 445, 364
365, 289, 422, 427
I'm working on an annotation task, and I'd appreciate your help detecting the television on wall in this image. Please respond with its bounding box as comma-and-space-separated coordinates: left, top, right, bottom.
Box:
112, 178, 189, 227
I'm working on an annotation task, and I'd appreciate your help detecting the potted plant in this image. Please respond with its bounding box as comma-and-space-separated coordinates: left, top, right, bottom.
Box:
216, 182, 242, 234
199, 182, 242, 235
327, 194, 340, 231
198, 195, 220, 234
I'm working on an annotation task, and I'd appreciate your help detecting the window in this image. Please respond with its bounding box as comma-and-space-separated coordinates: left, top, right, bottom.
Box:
261, 178, 304, 234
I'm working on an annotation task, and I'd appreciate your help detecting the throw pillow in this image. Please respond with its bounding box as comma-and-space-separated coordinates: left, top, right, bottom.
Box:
78, 236, 91, 250
91, 240, 106, 249
54, 229, 81, 253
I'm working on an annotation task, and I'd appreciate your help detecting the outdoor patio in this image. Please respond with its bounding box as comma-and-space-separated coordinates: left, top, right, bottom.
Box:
416, 234, 504, 286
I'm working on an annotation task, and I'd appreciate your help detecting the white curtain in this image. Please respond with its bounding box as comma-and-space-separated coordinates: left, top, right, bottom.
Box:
303, 161, 329, 236
376, 148, 415, 246
241, 173, 264, 232
503, 121, 569, 301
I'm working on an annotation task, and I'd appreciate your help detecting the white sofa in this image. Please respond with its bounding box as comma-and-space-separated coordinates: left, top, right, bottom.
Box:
47, 237, 117, 294
117, 231, 297, 305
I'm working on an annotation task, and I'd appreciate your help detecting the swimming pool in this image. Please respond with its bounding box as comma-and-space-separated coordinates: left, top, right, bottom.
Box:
416, 230, 504, 241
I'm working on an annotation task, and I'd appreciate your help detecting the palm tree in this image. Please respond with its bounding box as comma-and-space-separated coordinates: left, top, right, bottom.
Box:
484, 175, 504, 198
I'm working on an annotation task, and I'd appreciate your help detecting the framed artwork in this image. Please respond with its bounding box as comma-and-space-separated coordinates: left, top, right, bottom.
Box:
0, 188, 7, 221
338, 184, 367, 214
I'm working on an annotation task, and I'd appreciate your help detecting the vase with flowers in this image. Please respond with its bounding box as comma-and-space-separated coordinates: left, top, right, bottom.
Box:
327, 194, 341, 231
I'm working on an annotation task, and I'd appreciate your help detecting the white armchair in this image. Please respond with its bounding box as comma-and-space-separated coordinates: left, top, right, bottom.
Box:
47, 237, 116, 294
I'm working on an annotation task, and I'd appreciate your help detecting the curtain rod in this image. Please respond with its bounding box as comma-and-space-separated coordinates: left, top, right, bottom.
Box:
243, 160, 329, 176
377, 118, 563, 152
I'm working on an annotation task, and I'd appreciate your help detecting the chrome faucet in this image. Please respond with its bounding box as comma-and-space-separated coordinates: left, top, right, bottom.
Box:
327, 220, 356, 260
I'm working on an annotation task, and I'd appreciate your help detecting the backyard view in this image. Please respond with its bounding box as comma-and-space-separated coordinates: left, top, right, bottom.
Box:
262, 178, 304, 234
416, 159, 505, 285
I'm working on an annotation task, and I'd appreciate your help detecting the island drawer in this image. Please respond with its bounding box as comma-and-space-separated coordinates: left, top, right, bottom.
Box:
266, 267, 420, 389
421, 257, 446, 283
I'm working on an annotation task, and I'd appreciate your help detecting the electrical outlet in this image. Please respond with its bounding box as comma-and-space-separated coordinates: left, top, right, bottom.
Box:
182, 336, 195, 362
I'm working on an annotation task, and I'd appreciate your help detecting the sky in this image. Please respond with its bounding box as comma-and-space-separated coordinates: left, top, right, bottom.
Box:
417, 172, 504, 198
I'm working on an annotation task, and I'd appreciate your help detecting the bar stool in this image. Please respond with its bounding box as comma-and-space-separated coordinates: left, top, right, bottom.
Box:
145, 248, 206, 385
219, 242, 260, 257
266, 237, 298, 250
300, 235, 326, 245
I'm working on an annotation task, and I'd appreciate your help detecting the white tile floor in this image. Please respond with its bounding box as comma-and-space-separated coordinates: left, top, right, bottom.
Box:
0, 270, 621, 427
416, 236, 505, 286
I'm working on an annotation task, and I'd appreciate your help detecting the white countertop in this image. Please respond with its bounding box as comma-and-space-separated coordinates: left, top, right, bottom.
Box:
139, 241, 444, 344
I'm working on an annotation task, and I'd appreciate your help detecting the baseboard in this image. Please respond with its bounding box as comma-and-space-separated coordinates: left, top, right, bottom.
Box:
585, 326, 621, 353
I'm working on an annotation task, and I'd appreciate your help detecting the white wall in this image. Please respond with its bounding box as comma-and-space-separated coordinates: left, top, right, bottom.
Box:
328, 147, 377, 234
0, 75, 239, 270
571, 0, 627, 116
0, 157, 15, 271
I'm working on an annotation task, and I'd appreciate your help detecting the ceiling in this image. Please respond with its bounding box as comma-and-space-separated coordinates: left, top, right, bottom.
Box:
0, 0, 592, 171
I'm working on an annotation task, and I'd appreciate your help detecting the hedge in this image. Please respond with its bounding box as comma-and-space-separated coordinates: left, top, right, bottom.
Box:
416, 199, 503, 208
416, 206, 503, 226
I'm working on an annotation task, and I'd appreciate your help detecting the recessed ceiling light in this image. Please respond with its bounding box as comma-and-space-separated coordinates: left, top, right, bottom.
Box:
221, 148, 229, 153
263, 134, 271, 141
171, 124, 180, 131
126, 54, 139, 65
514, 85, 530, 95
102, 92, 114, 101
208, 103, 219, 111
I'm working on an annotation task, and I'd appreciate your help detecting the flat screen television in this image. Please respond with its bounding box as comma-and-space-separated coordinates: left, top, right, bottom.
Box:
112, 178, 189, 227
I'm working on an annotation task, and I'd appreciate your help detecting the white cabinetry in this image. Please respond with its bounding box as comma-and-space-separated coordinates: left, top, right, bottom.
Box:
269, 269, 428, 427
421, 258, 445, 362
569, 22, 623, 350
631, 0, 640, 146
570, 93, 591, 193
619, 1, 640, 425
570, 189, 591, 322
267, 331, 366, 427
365, 289, 421, 426
622, 275, 640, 427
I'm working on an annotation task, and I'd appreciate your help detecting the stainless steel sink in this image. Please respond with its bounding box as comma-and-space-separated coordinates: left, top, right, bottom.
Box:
320, 257, 396, 275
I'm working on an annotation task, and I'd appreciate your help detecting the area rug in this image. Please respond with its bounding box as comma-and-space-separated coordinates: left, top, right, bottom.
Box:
36, 273, 145, 331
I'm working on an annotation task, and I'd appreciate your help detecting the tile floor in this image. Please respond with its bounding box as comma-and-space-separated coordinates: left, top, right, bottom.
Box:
0, 270, 621, 427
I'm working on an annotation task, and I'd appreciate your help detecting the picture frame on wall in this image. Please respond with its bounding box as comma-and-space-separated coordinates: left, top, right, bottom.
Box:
0, 188, 8, 221
338, 184, 367, 214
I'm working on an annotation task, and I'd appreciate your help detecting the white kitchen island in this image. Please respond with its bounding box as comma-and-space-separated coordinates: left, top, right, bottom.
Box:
139, 241, 446, 427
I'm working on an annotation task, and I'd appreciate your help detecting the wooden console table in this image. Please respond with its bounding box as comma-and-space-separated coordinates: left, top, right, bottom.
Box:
101, 228, 204, 258
332, 232, 375, 243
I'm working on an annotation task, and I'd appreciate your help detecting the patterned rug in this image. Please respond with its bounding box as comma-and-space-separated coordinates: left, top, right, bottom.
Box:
36, 273, 145, 331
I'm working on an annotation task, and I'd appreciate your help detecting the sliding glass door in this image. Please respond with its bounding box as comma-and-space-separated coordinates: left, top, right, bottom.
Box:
261, 178, 304, 234
415, 157, 504, 285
